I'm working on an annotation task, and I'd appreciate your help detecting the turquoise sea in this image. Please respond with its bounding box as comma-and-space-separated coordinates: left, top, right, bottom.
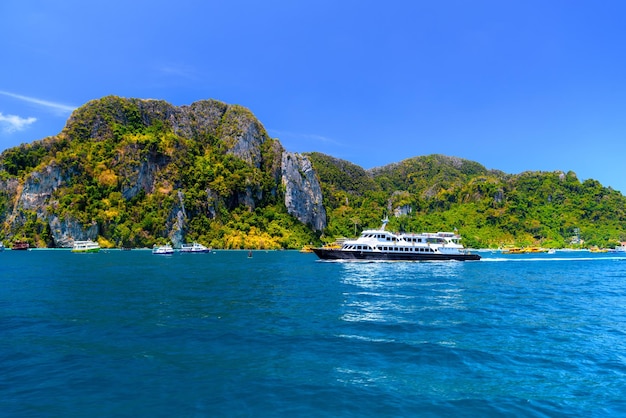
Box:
2, 249, 626, 417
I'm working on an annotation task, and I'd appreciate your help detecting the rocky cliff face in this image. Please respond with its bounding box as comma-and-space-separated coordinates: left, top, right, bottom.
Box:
281, 152, 327, 232
48, 216, 98, 247
17, 163, 66, 211
7, 162, 104, 246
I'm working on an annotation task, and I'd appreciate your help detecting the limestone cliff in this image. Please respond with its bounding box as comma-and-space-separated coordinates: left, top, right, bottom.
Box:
281, 152, 326, 232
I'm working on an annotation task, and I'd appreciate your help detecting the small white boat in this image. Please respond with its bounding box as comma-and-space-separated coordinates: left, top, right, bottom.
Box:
72, 240, 101, 253
613, 243, 626, 252
180, 242, 211, 253
0, 241, 4, 252
152, 243, 174, 255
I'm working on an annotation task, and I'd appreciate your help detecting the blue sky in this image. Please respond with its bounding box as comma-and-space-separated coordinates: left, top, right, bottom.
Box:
2, 1, 626, 192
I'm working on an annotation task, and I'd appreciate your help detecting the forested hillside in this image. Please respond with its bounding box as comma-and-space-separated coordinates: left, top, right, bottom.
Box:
0, 96, 319, 249
1, 96, 625, 249
307, 153, 626, 249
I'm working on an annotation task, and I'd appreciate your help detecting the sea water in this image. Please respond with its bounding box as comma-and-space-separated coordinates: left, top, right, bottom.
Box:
2, 249, 626, 417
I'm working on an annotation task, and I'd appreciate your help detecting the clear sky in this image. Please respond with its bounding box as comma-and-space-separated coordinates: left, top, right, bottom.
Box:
1, 1, 626, 192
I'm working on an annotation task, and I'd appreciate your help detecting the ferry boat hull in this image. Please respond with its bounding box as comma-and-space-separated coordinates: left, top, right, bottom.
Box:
312, 248, 480, 261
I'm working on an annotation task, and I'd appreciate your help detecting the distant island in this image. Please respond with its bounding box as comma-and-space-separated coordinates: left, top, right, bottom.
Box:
1, 96, 625, 250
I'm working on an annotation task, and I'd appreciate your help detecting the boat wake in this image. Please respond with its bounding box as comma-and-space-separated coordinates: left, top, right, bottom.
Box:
480, 256, 626, 262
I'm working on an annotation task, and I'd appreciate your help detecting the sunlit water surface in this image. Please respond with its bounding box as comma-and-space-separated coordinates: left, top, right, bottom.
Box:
2, 250, 626, 417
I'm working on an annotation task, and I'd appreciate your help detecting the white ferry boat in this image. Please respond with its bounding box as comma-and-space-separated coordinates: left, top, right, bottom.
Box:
312, 218, 480, 261
152, 243, 174, 255
72, 240, 101, 253
180, 242, 211, 253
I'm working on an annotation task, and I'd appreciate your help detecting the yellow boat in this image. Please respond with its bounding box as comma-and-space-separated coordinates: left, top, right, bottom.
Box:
501, 247, 524, 254
501, 247, 549, 254
300, 245, 314, 253
523, 247, 549, 253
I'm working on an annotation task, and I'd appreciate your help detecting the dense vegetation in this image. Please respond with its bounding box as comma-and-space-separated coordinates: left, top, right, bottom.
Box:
1, 96, 625, 249
307, 153, 626, 249
0, 97, 316, 249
